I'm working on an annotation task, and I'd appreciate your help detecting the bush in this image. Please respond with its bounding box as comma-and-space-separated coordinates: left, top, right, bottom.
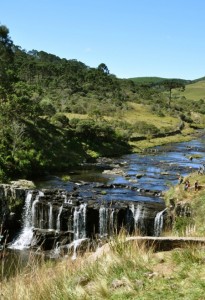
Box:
179, 113, 193, 123
51, 114, 69, 128
132, 121, 160, 135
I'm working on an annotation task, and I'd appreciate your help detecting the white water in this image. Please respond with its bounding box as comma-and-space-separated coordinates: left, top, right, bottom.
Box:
9, 191, 33, 250
62, 193, 67, 203
68, 238, 88, 260
31, 198, 39, 227
9, 190, 44, 250
73, 203, 87, 240
51, 207, 88, 260
134, 204, 143, 231
48, 202, 53, 230
49, 242, 61, 259
62, 192, 73, 204
32, 190, 44, 227
110, 209, 115, 234
56, 205, 63, 231
128, 204, 143, 232
154, 208, 167, 236
99, 206, 108, 237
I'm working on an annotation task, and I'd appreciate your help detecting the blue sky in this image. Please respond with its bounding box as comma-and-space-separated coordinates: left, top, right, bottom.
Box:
1, 0, 205, 80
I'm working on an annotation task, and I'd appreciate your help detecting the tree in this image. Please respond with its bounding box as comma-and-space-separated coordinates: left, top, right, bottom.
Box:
161, 79, 185, 107
0, 25, 15, 101
0, 25, 13, 63
97, 63, 109, 74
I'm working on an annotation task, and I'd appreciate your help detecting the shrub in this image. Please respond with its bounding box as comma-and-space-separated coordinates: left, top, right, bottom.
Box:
51, 113, 69, 128
132, 121, 160, 135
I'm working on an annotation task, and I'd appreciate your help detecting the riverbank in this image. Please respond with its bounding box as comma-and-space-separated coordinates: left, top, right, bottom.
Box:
164, 171, 205, 237
130, 126, 203, 153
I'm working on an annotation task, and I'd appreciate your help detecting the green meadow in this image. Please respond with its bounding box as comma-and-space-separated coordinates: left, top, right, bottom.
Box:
173, 79, 205, 101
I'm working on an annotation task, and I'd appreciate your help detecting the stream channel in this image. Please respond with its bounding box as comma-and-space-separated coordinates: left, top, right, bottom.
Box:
1, 134, 205, 280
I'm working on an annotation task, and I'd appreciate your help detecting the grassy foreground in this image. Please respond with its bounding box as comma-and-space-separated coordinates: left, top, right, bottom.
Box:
2, 165, 205, 300
1, 233, 205, 300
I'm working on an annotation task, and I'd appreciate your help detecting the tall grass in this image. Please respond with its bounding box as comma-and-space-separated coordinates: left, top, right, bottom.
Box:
2, 231, 205, 299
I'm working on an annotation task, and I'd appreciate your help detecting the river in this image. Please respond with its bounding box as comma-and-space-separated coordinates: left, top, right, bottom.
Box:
34, 136, 205, 202
1, 134, 205, 281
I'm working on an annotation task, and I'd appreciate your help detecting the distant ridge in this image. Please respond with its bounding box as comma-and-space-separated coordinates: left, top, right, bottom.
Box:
128, 77, 166, 84
129, 76, 205, 85
129, 76, 192, 85
192, 76, 205, 83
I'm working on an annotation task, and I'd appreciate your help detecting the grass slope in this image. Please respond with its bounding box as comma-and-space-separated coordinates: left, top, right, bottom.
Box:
173, 79, 205, 101
125, 102, 179, 129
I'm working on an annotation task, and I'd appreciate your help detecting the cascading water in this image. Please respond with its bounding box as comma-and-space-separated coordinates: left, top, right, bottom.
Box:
52, 204, 87, 259
31, 198, 39, 228
62, 193, 67, 203
67, 238, 88, 260
154, 208, 167, 236
48, 202, 53, 230
32, 190, 44, 228
9, 190, 44, 250
73, 203, 87, 240
56, 205, 63, 231
99, 206, 108, 237
134, 204, 143, 231
110, 209, 115, 234
9, 191, 33, 249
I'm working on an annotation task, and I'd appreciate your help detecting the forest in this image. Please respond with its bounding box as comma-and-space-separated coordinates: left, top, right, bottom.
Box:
1, 24, 205, 181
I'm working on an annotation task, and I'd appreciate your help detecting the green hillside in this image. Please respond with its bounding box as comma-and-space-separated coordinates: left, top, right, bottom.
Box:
1, 24, 205, 182
173, 80, 205, 101
192, 76, 205, 83
128, 76, 166, 84
129, 76, 190, 86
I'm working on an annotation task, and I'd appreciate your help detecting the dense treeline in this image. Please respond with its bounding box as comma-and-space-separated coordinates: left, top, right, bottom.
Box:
0, 25, 133, 181
0, 25, 205, 181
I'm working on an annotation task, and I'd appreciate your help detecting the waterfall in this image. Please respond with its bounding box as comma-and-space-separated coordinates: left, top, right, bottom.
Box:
73, 203, 87, 240
56, 205, 63, 231
31, 198, 39, 227
50, 242, 61, 259
31, 190, 44, 228
9, 190, 44, 250
53, 203, 87, 259
99, 206, 108, 237
9, 191, 33, 249
62, 193, 67, 203
110, 209, 115, 234
154, 208, 167, 236
134, 204, 143, 231
48, 202, 53, 230
62, 192, 72, 204
70, 238, 88, 260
